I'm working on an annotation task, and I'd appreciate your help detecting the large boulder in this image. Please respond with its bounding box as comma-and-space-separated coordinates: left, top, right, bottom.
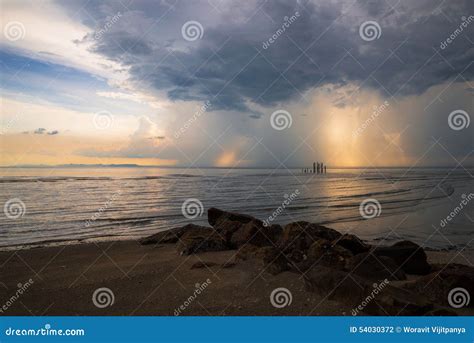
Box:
335, 234, 370, 255
372, 240, 431, 275
304, 266, 433, 315
345, 252, 406, 281
303, 239, 352, 271
208, 208, 255, 227
139, 224, 198, 245
230, 220, 281, 247
176, 225, 228, 255
279, 221, 342, 252
404, 263, 474, 308
212, 218, 245, 244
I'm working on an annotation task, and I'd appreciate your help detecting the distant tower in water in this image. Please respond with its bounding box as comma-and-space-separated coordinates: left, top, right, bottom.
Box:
324, 165, 327, 173
313, 162, 316, 174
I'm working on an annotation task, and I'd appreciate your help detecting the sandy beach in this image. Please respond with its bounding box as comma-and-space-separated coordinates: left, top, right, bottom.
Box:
1, 235, 473, 316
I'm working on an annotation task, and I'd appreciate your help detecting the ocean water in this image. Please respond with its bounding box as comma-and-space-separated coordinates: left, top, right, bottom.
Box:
0, 167, 473, 250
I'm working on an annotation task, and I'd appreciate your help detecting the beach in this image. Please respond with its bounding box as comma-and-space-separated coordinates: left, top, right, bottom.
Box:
1, 234, 473, 316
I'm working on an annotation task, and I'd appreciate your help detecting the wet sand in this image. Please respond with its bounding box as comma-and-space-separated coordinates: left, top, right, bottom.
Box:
0, 240, 473, 316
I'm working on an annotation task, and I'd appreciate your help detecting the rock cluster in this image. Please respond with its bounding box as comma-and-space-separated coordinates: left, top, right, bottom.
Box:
140, 208, 472, 315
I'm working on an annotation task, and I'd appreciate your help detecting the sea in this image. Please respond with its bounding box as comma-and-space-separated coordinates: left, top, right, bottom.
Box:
0, 167, 473, 250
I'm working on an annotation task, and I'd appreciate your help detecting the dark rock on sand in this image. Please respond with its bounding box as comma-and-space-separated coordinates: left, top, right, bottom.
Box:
335, 234, 370, 255
230, 220, 281, 247
279, 222, 342, 252
176, 225, 227, 255
235, 244, 290, 275
304, 265, 432, 315
373, 240, 431, 275
208, 207, 255, 227
345, 252, 406, 281
139, 224, 199, 245
304, 239, 352, 270
404, 263, 474, 308
212, 218, 245, 243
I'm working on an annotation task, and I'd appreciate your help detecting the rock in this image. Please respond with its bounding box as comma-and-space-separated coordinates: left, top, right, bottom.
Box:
404, 263, 474, 308
212, 218, 245, 243
373, 240, 431, 275
335, 234, 370, 255
304, 239, 352, 270
230, 220, 281, 247
345, 252, 406, 281
221, 262, 236, 269
176, 225, 228, 255
208, 208, 255, 227
303, 265, 368, 305
279, 222, 342, 252
139, 224, 200, 245
304, 266, 432, 315
190, 261, 219, 269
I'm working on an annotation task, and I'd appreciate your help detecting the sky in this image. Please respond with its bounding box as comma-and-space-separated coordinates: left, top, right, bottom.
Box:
0, 0, 473, 168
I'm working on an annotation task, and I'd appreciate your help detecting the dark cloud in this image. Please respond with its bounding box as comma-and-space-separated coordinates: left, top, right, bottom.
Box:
66, 0, 473, 114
